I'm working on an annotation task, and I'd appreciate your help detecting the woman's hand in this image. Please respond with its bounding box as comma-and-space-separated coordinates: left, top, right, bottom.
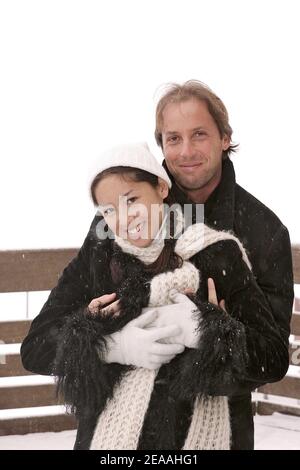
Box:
87, 293, 121, 317
105, 309, 185, 369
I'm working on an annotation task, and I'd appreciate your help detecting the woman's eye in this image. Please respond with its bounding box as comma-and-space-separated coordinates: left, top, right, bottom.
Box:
103, 207, 115, 216
127, 197, 137, 205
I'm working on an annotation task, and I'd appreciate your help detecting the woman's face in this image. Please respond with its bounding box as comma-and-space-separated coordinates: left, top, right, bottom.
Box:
94, 174, 169, 247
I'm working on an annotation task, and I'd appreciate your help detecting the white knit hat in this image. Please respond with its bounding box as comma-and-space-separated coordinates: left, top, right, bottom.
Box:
88, 142, 172, 189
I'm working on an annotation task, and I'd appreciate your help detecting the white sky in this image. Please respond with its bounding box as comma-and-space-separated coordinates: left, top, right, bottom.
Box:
1, 0, 300, 249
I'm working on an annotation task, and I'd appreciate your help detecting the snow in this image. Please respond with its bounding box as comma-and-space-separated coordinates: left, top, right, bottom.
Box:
0, 343, 21, 355
286, 364, 300, 379
0, 290, 50, 321
252, 392, 300, 409
0, 405, 66, 420
254, 413, 300, 450
0, 375, 55, 388
0, 429, 76, 450
0, 413, 299, 450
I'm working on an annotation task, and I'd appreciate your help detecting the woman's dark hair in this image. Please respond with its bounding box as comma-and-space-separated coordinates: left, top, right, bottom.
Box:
90, 166, 183, 277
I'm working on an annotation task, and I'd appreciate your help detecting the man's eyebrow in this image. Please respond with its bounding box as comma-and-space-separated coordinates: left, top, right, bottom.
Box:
165, 131, 179, 136
165, 127, 206, 135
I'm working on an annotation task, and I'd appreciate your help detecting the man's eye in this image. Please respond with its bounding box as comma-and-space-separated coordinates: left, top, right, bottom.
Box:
194, 131, 205, 138
167, 135, 179, 144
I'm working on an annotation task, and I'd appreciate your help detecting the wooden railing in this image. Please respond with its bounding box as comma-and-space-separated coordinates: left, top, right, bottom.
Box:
0, 245, 300, 435
255, 245, 300, 415
0, 249, 78, 436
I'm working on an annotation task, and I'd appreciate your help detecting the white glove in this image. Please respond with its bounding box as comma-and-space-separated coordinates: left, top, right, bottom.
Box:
144, 289, 201, 349
103, 309, 185, 370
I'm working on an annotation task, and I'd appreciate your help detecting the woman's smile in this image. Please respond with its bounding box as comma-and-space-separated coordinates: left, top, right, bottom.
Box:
127, 221, 145, 239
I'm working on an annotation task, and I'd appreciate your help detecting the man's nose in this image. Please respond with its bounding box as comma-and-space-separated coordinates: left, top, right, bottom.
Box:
179, 139, 195, 158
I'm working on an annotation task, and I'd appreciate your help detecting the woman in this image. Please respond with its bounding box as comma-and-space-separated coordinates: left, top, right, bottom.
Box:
21, 143, 287, 450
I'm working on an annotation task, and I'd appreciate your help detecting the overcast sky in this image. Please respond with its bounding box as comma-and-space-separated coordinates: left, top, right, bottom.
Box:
1, 0, 299, 249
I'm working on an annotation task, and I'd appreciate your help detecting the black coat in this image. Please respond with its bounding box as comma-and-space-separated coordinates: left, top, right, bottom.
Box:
21, 158, 294, 450
164, 157, 294, 449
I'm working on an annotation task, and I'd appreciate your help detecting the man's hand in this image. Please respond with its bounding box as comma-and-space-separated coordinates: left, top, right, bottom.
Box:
207, 278, 226, 311
185, 278, 226, 311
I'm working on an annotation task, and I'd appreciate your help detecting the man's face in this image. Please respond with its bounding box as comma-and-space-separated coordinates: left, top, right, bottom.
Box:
161, 98, 230, 196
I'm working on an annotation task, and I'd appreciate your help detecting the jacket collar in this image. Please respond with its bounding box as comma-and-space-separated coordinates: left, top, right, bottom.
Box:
162, 157, 236, 231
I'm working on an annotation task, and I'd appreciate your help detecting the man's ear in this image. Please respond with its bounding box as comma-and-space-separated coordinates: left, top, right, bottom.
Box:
158, 178, 169, 199
222, 134, 230, 151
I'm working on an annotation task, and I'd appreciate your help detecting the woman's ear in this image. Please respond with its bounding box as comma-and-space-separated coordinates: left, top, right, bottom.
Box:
157, 178, 169, 200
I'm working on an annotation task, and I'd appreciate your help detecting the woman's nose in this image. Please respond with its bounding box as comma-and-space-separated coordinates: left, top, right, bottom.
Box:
119, 213, 136, 232
127, 214, 136, 225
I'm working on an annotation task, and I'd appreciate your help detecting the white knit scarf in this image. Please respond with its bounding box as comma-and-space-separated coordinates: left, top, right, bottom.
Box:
90, 210, 251, 450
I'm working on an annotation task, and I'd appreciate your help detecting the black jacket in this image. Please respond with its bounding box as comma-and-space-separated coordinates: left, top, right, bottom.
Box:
164, 157, 294, 449
21, 158, 294, 450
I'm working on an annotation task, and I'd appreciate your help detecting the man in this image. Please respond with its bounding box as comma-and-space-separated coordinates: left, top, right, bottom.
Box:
157, 81, 294, 449
101, 80, 294, 449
